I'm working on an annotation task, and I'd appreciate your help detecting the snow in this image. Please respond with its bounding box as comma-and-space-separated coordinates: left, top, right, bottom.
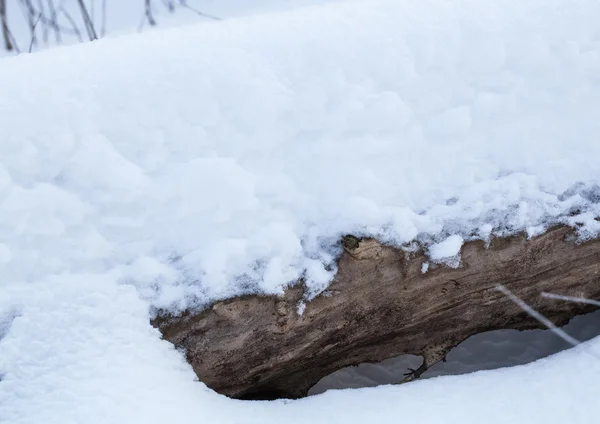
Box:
1, 0, 600, 422
2, 0, 600, 311
429, 235, 464, 265
2, 274, 600, 424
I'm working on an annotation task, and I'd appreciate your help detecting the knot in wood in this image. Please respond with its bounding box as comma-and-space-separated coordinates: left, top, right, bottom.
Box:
342, 235, 361, 250
275, 300, 288, 317
342, 238, 385, 260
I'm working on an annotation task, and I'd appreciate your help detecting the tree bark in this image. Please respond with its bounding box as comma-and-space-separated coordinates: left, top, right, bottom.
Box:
153, 226, 600, 400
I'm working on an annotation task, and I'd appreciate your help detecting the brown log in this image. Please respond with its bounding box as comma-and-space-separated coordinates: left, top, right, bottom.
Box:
153, 226, 600, 400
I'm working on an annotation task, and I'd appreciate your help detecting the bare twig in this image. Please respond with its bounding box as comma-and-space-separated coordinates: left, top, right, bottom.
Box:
46, 0, 61, 43
496, 284, 581, 346
0, 0, 15, 51
177, 1, 222, 21
497, 284, 600, 362
163, 0, 175, 13
100, 0, 107, 37
20, 0, 47, 48
21, 0, 37, 46
20, 0, 80, 37
76, 0, 97, 41
58, 5, 83, 42
36, 0, 48, 44
145, 0, 156, 26
28, 12, 43, 52
542, 292, 600, 307
4, 25, 19, 53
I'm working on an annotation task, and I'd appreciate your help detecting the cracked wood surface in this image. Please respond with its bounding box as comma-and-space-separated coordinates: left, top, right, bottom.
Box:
153, 226, 600, 399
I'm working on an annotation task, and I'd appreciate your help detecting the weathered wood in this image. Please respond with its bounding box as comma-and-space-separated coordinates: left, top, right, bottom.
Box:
153, 226, 600, 400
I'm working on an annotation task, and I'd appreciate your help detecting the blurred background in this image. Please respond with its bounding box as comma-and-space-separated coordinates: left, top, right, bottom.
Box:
0, 0, 337, 56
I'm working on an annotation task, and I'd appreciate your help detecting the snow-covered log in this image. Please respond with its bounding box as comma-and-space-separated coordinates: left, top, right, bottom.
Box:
154, 226, 600, 399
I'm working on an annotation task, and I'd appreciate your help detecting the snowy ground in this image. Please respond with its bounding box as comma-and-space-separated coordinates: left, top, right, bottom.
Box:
1, 0, 600, 422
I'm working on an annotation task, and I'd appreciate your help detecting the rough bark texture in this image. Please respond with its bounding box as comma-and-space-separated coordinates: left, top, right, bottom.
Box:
153, 226, 600, 400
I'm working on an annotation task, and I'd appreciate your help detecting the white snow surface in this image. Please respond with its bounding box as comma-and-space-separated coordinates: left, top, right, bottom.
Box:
1, 0, 600, 422
2, 0, 600, 311
428, 234, 464, 266
1, 273, 600, 423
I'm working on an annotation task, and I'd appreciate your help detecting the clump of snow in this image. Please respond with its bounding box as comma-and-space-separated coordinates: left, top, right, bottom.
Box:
297, 301, 307, 316
429, 235, 464, 268
421, 262, 430, 274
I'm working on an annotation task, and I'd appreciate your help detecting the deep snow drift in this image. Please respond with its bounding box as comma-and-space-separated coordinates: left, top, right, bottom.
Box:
1, 0, 600, 422
2, 0, 600, 312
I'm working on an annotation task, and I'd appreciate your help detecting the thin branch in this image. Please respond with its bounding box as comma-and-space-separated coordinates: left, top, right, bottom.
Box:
163, 0, 175, 13
28, 12, 43, 52
0, 0, 14, 51
41, 11, 82, 35
36, 0, 48, 44
541, 292, 600, 307
177, 1, 222, 21
46, 0, 61, 43
58, 5, 83, 42
20, 0, 47, 48
100, 0, 107, 37
8, 32, 19, 52
498, 284, 600, 361
21, 0, 80, 37
21, 0, 37, 47
145, 0, 157, 26
76, 0, 97, 41
496, 285, 581, 346
22, 0, 37, 42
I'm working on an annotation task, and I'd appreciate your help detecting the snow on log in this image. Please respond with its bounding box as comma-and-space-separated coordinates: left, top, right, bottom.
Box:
153, 226, 600, 399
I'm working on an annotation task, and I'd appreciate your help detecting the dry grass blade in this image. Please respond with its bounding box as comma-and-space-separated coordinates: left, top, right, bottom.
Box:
495, 284, 581, 346
542, 292, 600, 307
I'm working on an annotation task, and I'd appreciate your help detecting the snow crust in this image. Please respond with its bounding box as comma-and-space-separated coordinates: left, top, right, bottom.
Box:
2, 0, 600, 421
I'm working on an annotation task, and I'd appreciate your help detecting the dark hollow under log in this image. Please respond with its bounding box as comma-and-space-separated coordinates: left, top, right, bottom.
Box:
153, 226, 600, 400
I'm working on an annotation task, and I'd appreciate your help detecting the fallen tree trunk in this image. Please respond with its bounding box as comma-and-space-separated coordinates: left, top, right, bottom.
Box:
153, 226, 600, 400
